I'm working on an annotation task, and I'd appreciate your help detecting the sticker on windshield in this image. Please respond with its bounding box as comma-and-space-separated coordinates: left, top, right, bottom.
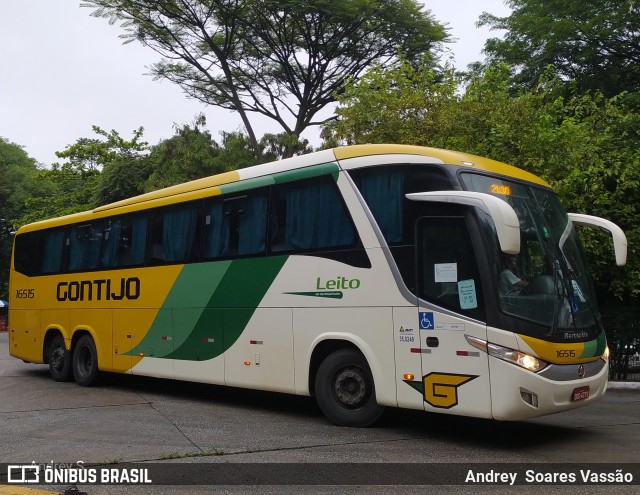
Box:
571, 280, 586, 302
434, 263, 457, 283
458, 279, 478, 309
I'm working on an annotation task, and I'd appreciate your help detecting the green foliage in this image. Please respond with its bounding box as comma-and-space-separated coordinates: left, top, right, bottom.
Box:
55, 126, 149, 208
83, 0, 448, 157
0, 138, 41, 297
143, 115, 237, 192
478, 0, 640, 96
329, 60, 640, 308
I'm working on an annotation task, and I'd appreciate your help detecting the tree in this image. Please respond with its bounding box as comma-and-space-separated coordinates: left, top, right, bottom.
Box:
56, 126, 149, 207
83, 0, 448, 158
142, 114, 239, 192
0, 138, 42, 297
478, 0, 640, 97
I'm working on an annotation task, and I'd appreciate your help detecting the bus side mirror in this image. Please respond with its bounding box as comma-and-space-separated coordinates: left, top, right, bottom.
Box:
406, 191, 521, 255
568, 213, 628, 266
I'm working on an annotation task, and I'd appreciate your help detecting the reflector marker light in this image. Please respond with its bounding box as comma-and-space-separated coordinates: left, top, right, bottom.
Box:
404, 373, 415, 381
410, 348, 432, 354
161, 336, 173, 341
456, 350, 481, 357
202, 338, 215, 343
250, 340, 264, 345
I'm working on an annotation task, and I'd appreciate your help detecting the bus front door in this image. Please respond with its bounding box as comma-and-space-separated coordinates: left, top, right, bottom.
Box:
415, 215, 492, 419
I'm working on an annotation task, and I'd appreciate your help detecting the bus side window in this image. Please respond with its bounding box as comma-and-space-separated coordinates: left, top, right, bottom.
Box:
14, 230, 62, 276
148, 202, 201, 264
203, 192, 268, 259
416, 216, 485, 321
101, 214, 148, 268
269, 175, 355, 253
41, 230, 65, 274
68, 221, 105, 271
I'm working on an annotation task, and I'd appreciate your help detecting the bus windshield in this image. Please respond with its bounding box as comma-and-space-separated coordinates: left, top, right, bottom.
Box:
461, 173, 600, 334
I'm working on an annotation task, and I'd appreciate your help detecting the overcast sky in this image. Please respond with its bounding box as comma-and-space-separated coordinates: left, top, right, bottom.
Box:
0, 1, 511, 167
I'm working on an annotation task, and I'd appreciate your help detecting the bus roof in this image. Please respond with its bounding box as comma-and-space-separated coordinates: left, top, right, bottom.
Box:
333, 144, 550, 188
17, 144, 550, 233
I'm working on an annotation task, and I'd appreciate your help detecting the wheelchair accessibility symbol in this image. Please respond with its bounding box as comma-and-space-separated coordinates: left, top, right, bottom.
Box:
419, 312, 434, 330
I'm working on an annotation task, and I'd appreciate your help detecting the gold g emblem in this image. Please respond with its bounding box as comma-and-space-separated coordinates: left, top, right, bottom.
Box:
422, 373, 478, 409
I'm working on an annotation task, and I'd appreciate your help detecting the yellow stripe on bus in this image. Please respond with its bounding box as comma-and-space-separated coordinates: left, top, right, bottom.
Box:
333, 144, 550, 188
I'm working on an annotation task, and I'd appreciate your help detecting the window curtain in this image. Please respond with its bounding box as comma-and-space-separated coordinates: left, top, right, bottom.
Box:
163, 208, 199, 262
238, 195, 267, 255
68, 224, 102, 271
41, 230, 65, 273
129, 216, 147, 265
285, 182, 355, 250
354, 172, 403, 243
101, 221, 122, 268
203, 202, 229, 259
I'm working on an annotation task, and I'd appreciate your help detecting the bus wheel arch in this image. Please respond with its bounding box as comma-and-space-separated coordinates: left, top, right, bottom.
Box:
72, 332, 101, 387
311, 341, 384, 427
44, 329, 72, 382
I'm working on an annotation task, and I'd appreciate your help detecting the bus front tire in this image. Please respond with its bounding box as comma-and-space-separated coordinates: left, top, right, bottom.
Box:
48, 334, 72, 382
315, 349, 384, 427
73, 335, 100, 387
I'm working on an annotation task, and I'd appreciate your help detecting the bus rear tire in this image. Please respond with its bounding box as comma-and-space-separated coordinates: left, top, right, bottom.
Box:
73, 335, 101, 387
48, 334, 72, 382
315, 348, 384, 427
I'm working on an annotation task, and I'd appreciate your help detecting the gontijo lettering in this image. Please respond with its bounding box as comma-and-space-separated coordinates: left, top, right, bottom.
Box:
56, 277, 140, 301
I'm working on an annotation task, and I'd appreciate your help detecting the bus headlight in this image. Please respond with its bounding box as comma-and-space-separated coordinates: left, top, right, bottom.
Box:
601, 346, 610, 364
487, 343, 547, 372
465, 336, 547, 373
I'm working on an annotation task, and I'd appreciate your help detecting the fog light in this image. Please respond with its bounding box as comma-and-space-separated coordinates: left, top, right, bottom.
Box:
520, 390, 539, 407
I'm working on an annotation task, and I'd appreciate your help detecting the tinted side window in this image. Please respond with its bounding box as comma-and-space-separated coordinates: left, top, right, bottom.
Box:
269, 175, 356, 253
101, 214, 148, 268
203, 191, 268, 259
350, 165, 452, 246
148, 202, 202, 264
14, 231, 50, 276
417, 216, 485, 321
68, 221, 107, 271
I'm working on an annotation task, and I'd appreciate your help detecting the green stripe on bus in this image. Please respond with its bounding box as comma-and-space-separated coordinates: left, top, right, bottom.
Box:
128, 256, 287, 361
272, 162, 339, 183
580, 332, 607, 359
217, 163, 340, 197
126, 262, 232, 357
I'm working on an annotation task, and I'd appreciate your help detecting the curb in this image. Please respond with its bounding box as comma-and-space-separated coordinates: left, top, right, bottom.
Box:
607, 381, 640, 391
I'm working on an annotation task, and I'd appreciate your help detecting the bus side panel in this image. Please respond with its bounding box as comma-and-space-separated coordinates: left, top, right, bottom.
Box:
135, 308, 175, 379
173, 308, 224, 384
293, 307, 396, 407
224, 308, 294, 393
113, 309, 155, 373
393, 306, 424, 410
8, 310, 41, 363
70, 309, 113, 372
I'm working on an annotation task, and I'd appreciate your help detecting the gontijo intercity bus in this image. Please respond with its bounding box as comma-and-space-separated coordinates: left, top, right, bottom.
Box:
9, 144, 627, 427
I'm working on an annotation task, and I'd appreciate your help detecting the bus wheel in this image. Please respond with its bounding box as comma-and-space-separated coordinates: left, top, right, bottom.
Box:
48, 334, 72, 382
73, 335, 100, 387
315, 349, 384, 427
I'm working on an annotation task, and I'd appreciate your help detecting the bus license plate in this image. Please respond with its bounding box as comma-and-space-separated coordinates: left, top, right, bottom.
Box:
571, 386, 590, 401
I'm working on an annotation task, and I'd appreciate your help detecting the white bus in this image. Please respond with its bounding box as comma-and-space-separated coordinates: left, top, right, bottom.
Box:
9, 144, 627, 426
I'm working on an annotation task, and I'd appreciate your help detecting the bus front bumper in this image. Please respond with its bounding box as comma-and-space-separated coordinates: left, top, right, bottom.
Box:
489, 356, 608, 421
